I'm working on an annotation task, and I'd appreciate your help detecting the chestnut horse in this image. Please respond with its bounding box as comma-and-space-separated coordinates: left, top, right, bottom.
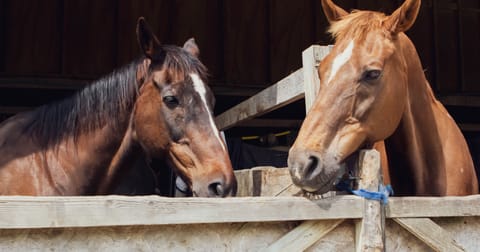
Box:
289, 0, 478, 196
0, 18, 236, 197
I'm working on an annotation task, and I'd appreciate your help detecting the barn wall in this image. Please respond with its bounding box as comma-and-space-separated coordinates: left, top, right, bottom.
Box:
0, 1, 478, 91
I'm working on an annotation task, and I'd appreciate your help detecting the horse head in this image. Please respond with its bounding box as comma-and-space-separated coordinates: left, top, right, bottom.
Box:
289, 0, 421, 194
132, 18, 237, 197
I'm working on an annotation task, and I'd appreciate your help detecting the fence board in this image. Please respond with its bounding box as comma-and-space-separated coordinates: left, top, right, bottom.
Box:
263, 219, 344, 252
0, 195, 363, 229
387, 195, 480, 218
394, 217, 465, 252
302, 45, 331, 112
215, 69, 304, 130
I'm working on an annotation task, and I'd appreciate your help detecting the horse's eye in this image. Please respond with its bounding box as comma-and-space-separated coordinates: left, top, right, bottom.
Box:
163, 96, 179, 107
362, 69, 382, 82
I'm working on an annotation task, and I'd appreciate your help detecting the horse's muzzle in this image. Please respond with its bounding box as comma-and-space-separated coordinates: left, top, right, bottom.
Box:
192, 174, 237, 197
288, 149, 340, 194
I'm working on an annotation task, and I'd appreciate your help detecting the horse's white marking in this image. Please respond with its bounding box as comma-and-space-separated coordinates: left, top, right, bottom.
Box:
327, 40, 355, 84
190, 73, 226, 151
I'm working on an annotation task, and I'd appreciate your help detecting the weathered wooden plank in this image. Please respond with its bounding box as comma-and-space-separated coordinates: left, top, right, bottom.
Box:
0, 222, 296, 251
302, 45, 331, 112
387, 195, 480, 218
234, 168, 255, 197
0, 194, 479, 229
355, 149, 385, 252
263, 219, 345, 252
394, 218, 465, 252
215, 69, 304, 130
0, 195, 363, 229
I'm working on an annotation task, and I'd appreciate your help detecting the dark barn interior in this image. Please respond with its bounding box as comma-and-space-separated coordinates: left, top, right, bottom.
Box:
1, 0, 480, 176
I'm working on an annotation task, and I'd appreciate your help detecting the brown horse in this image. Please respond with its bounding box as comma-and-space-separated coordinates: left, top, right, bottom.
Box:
0, 18, 237, 197
289, 0, 478, 196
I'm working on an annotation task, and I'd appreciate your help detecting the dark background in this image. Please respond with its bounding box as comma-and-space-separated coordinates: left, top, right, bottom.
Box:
0, 0, 479, 142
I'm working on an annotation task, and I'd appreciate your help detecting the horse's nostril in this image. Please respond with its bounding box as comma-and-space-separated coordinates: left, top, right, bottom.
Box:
208, 182, 224, 197
306, 155, 319, 178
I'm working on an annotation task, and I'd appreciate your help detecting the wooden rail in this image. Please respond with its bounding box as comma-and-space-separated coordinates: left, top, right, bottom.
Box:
0, 194, 479, 229
215, 45, 331, 131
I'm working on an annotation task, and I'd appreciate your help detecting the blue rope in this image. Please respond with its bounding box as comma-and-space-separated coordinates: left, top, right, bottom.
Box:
336, 176, 394, 204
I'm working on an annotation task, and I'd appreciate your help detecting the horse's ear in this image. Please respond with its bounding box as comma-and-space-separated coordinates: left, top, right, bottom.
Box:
136, 17, 161, 59
321, 0, 348, 23
183, 38, 200, 58
384, 0, 421, 34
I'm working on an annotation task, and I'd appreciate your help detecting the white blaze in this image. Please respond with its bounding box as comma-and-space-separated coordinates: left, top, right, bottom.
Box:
190, 73, 226, 151
327, 40, 354, 84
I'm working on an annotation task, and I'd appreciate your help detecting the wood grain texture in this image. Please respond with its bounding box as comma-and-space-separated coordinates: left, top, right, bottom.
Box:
394, 218, 465, 252
303, 45, 331, 112
263, 219, 345, 252
355, 150, 385, 252
0, 194, 478, 229
387, 195, 480, 218
0, 195, 363, 229
0, 222, 295, 251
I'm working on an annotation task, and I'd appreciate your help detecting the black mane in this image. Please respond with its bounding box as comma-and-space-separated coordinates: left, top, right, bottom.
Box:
23, 58, 141, 146
20, 45, 207, 147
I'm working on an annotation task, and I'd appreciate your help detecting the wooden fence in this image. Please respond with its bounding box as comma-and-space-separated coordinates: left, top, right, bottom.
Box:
0, 161, 479, 251
0, 45, 479, 251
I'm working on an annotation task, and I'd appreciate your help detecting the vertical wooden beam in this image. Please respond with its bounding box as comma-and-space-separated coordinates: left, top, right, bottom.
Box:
302, 45, 331, 113
355, 149, 385, 252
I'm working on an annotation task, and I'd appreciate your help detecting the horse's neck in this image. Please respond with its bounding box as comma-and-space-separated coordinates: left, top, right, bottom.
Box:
385, 36, 452, 195
74, 114, 141, 194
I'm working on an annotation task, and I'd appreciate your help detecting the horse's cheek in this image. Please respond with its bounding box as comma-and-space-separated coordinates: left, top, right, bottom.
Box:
133, 105, 169, 156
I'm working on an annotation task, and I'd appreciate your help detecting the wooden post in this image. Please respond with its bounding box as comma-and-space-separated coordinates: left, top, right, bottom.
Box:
302, 45, 332, 113
355, 149, 385, 252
